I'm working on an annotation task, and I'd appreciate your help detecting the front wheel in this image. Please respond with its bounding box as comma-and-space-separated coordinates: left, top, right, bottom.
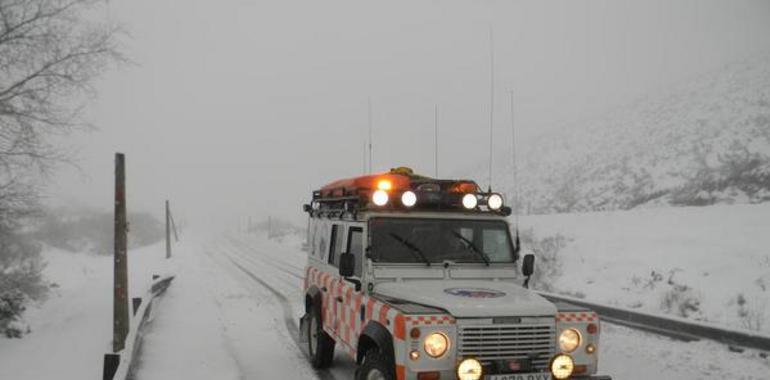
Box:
355, 349, 395, 380
307, 306, 335, 368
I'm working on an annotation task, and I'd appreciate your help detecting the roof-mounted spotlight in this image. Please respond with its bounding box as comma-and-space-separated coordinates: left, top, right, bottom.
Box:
401, 191, 417, 207
462, 193, 478, 209
372, 190, 389, 206
487, 193, 504, 210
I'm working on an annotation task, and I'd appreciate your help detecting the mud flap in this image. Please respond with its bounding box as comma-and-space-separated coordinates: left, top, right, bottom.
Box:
299, 313, 310, 343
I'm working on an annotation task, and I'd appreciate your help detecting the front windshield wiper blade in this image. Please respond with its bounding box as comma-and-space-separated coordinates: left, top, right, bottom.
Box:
388, 233, 431, 266
450, 231, 491, 266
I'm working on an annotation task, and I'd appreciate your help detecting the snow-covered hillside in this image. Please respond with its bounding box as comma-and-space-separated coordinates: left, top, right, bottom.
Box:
489, 53, 770, 213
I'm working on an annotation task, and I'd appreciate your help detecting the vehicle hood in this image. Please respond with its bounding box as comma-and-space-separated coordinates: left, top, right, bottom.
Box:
374, 280, 557, 318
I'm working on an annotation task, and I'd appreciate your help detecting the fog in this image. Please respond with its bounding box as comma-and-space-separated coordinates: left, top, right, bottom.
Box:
48, 0, 770, 229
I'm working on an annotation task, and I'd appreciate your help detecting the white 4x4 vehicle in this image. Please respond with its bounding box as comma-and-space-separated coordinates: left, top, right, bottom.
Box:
299, 168, 612, 380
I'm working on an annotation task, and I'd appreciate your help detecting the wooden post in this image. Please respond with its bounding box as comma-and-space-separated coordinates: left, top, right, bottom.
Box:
165, 200, 171, 259
113, 153, 129, 352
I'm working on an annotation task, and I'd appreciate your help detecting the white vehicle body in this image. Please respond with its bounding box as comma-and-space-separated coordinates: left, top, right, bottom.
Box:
300, 169, 611, 380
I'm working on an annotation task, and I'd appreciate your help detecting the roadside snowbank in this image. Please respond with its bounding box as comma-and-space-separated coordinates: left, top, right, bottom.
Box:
0, 242, 170, 380
523, 203, 770, 334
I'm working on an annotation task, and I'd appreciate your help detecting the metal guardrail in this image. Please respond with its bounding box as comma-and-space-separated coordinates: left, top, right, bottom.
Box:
103, 275, 175, 380
537, 291, 770, 352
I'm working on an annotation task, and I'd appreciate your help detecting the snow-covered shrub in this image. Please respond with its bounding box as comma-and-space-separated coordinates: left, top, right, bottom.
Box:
520, 228, 569, 291
35, 209, 164, 255
0, 229, 45, 338
0, 290, 27, 338
660, 284, 701, 318
736, 294, 766, 332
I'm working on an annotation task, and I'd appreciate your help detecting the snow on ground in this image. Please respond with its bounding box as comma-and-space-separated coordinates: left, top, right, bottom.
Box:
4, 204, 770, 380
131, 234, 318, 380
0, 242, 170, 380
522, 203, 770, 334
213, 232, 769, 379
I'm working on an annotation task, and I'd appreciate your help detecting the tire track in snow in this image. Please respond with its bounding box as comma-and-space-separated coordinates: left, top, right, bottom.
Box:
225, 256, 339, 380
226, 236, 305, 275
220, 242, 303, 288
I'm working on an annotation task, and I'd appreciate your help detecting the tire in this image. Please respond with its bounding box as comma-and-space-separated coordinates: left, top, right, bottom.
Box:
308, 306, 335, 368
355, 349, 395, 380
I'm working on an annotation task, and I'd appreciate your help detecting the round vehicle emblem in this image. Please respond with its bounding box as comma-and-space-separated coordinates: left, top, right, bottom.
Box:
444, 287, 506, 298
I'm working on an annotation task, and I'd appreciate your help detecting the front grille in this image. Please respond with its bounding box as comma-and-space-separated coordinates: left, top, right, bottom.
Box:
457, 320, 555, 370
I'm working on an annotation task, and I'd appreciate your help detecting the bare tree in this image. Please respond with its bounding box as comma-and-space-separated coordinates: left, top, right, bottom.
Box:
0, 0, 122, 177
0, 0, 122, 336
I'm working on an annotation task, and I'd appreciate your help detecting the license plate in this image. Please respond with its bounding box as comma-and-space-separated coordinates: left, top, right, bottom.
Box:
485, 373, 552, 380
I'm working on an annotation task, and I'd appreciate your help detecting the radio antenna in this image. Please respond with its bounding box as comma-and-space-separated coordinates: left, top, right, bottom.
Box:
434, 104, 439, 178
368, 96, 373, 174
509, 90, 520, 228
510, 89, 521, 254
363, 139, 367, 174
487, 25, 495, 192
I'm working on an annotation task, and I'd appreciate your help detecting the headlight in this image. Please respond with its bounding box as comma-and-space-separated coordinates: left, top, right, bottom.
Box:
457, 358, 483, 380
487, 193, 503, 210
462, 193, 478, 209
550, 354, 575, 380
559, 328, 582, 353
372, 190, 389, 206
423, 332, 449, 358
401, 191, 417, 207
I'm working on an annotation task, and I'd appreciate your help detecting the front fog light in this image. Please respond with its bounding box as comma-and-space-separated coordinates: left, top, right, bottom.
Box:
423, 332, 448, 358
550, 354, 575, 380
457, 358, 482, 380
559, 328, 582, 353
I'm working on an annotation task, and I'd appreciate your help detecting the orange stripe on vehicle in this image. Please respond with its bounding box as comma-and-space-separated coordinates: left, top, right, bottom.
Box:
366, 297, 376, 321
396, 365, 406, 380
393, 314, 405, 340
379, 304, 391, 326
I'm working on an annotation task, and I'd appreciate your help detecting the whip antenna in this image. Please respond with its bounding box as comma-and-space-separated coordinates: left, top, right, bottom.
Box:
434, 104, 439, 177
368, 97, 373, 174
487, 25, 495, 191
510, 89, 521, 254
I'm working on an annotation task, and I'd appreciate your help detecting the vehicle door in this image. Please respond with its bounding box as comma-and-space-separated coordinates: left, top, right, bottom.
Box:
337, 225, 364, 350
324, 223, 345, 337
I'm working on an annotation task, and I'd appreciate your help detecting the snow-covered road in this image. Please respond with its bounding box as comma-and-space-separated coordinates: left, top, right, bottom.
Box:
131, 234, 770, 380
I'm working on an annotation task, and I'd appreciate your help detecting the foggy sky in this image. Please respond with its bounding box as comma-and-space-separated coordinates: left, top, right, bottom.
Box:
49, 0, 770, 229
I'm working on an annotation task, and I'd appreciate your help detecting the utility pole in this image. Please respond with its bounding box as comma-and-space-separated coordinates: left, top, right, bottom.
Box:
113, 153, 129, 353
165, 200, 171, 259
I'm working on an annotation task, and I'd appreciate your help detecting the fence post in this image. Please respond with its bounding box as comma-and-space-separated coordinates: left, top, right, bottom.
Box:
113, 153, 129, 352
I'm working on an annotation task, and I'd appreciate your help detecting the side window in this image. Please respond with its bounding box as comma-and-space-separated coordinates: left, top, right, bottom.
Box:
328, 224, 343, 267
347, 227, 363, 277
317, 223, 328, 261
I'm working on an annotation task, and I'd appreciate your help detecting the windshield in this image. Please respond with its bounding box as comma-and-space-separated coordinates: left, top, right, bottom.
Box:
369, 217, 516, 264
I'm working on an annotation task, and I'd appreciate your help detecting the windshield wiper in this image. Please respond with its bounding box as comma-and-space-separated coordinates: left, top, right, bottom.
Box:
450, 231, 491, 266
388, 233, 431, 266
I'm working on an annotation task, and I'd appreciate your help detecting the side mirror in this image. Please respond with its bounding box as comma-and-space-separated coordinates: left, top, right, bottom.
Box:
339, 252, 355, 278
522, 254, 535, 277
522, 254, 535, 289
303, 204, 312, 213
